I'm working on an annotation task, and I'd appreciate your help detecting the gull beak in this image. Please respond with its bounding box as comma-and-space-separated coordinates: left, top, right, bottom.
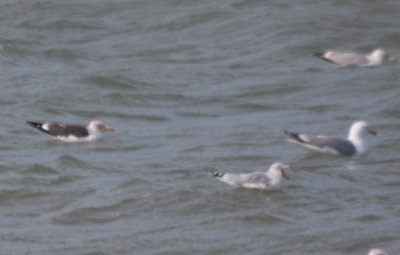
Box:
281, 165, 291, 180
104, 126, 116, 132
368, 129, 377, 136
387, 56, 397, 63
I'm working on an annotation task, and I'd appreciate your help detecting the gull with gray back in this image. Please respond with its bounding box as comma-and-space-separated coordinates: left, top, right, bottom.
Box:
314, 48, 396, 68
285, 121, 376, 156
209, 162, 291, 190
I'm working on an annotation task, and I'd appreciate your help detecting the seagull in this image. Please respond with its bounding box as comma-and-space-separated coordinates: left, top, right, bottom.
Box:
209, 162, 291, 190
27, 120, 115, 142
368, 249, 388, 255
314, 48, 396, 67
285, 121, 376, 156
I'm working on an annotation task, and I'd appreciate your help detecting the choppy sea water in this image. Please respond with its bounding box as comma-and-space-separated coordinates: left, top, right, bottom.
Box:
0, 0, 400, 254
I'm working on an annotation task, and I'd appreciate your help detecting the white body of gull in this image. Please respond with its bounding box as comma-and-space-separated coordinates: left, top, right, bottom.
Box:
285, 121, 376, 156
209, 162, 291, 190
314, 48, 396, 68
27, 120, 115, 142
368, 249, 388, 255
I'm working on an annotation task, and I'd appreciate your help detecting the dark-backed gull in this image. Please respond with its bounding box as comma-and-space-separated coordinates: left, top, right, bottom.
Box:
27, 120, 115, 142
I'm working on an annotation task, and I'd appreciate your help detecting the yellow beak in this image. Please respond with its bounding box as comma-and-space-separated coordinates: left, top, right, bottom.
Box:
387, 56, 397, 63
105, 126, 116, 132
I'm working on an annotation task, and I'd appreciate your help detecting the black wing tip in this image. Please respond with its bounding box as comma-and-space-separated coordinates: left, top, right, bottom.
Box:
284, 130, 296, 137
27, 121, 42, 127
284, 130, 304, 143
208, 172, 224, 178
313, 52, 324, 58
313, 52, 335, 64
26, 121, 51, 135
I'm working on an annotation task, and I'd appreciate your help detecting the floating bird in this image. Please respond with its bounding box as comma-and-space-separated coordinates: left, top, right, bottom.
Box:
368, 249, 388, 255
285, 121, 376, 156
27, 120, 115, 142
209, 162, 291, 190
314, 48, 396, 67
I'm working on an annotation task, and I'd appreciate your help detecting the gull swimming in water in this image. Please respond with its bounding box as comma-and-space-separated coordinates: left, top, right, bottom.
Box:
209, 162, 291, 190
368, 249, 388, 255
314, 48, 396, 68
27, 120, 115, 142
285, 121, 376, 156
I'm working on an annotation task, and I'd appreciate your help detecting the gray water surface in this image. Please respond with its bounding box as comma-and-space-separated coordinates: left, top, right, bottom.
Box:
1, 0, 400, 254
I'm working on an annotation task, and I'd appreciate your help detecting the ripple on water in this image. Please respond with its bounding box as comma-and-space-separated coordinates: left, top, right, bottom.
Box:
230, 103, 278, 113
239, 213, 290, 225
43, 48, 86, 62
24, 163, 59, 175
56, 155, 93, 169
83, 75, 143, 90
52, 205, 122, 225
353, 214, 383, 223
0, 189, 46, 205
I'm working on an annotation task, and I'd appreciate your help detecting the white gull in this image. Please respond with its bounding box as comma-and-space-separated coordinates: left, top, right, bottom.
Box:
314, 48, 396, 67
209, 162, 291, 190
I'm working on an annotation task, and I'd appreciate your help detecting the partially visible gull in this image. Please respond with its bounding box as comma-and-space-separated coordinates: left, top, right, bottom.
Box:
209, 162, 291, 190
314, 48, 396, 67
285, 121, 376, 156
27, 120, 115, 142
368, 249, 388, 255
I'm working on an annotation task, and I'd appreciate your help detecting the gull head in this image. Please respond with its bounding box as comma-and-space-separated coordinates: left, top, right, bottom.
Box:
370, 49, 396, 64
268, 162, 291, 180
347, 121, 376, 155
88, 120, 115, 133
349, 121, 376, 139
372, 48, 386, 58
368, 248, 388, 255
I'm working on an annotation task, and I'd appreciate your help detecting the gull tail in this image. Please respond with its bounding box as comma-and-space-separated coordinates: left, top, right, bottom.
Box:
208, 171, 224, 178
284, 130, 306, 143
27, 121, 49, 134
313, 52, 335, 64
313, 52, 324, 58
27, 121, 43, 129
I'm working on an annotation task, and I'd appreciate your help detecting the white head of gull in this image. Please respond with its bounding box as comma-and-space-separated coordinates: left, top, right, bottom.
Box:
209, 162, 291, 190
368, 248, 388, 255
366, 49, 397, 66
347, 121, 376, 155
86, 120, 115, 141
